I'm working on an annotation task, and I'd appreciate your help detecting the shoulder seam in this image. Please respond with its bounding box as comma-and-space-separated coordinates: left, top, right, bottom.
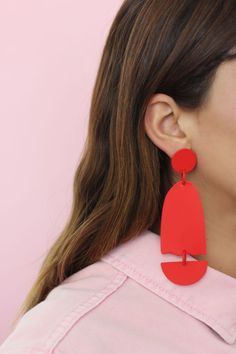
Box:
44, 268, 128, 353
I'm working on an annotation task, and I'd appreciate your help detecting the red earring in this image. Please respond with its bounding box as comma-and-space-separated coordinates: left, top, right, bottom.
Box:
160, 148, 208, 285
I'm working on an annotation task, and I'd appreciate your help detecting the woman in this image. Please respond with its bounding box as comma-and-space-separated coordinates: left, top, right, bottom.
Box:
1, 0, 236, 353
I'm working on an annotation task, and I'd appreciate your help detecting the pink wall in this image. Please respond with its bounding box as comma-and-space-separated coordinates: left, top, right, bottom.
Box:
0, 0, 122, 343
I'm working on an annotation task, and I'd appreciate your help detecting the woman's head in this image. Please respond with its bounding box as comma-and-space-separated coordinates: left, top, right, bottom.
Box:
14, 0, 236, 323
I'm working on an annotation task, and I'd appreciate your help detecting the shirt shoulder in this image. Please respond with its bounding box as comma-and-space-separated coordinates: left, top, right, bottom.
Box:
2, 229, 236, 353
0, 260, 128, 354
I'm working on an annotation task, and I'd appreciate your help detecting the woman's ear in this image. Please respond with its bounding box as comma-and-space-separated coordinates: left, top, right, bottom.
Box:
144, 93, 192, 157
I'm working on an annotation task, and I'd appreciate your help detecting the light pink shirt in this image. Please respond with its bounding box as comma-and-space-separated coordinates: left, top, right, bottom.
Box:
1, 229, 236, 353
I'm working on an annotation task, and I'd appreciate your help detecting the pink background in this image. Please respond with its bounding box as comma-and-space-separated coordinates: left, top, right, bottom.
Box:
0, 0, 122, 343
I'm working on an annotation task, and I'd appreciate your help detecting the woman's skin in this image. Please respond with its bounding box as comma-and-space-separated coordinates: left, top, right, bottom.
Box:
144, 58, 236, 279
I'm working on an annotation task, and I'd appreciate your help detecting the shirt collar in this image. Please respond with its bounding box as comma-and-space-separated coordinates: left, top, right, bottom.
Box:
101, 228, 236, 345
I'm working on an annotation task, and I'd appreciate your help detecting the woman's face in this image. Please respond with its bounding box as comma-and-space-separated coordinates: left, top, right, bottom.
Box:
189, 58, 236, 208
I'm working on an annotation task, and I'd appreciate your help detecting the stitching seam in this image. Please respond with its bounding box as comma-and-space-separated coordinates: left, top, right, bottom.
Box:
102, 254, 236, 341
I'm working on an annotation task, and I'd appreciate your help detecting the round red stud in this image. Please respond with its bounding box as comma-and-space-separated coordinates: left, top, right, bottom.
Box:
171, 148, 197, 174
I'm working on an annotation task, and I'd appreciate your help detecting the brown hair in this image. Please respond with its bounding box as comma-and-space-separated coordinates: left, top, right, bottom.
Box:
13, 0, 236, 326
